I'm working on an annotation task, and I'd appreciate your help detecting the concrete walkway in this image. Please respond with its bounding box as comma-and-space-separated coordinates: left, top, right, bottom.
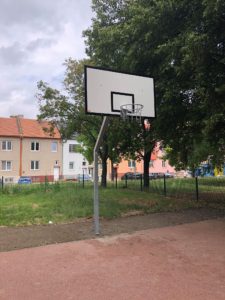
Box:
0, 219, 225, 300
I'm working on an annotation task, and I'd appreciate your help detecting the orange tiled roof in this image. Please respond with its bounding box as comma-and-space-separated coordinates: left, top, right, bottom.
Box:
20, 118, 61, 139
151, 152, 157, 160
0, 117, 19, 137
0, 117, 61, 139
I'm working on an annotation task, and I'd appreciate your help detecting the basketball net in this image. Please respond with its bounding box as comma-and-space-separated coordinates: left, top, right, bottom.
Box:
120, 104, 143, 123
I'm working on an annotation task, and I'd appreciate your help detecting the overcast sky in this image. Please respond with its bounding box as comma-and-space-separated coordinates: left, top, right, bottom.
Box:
0, 0, 93, 119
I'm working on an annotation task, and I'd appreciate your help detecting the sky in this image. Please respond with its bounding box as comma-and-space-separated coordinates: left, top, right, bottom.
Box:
0, 0, 93, 119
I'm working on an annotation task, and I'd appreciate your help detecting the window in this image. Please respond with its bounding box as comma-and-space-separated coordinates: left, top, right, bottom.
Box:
5, 177, 14, 183
149, 160, 154, 167
1, 161, 12, 171
31, 161, 39, 170
69, 162, 74, 169
128, 160, 136, 168
31, 141, 39, 151
69, 144, 79, 153
162, 161, 166, 167
2, 140, 12, 151
51, 141, 58, 152
82, 161, 86, 166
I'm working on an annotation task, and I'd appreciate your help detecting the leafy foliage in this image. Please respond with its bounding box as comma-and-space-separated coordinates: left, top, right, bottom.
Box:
84, 0, 225, 169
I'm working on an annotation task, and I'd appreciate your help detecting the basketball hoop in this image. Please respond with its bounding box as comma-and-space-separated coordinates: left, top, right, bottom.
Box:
120, 103, 143, 122
84, 65, 155, 235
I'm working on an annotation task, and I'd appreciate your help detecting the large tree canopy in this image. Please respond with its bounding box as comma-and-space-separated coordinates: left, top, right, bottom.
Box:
84, 0, 225, 169
37, 0, 225, 188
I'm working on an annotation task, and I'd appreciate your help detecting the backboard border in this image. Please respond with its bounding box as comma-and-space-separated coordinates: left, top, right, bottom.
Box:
84, 65, 156, 119
111, 91, 134, 113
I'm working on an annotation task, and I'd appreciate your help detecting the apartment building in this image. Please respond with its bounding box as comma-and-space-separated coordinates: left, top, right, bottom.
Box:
0, 116, 62, 183
108, 142, 175, 179
63, 139, 91, 179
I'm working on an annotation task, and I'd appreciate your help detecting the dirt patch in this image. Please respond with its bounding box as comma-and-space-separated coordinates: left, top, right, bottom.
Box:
32, 203, 39, 209
121, 210, 145, 217
0, 208, 224, 252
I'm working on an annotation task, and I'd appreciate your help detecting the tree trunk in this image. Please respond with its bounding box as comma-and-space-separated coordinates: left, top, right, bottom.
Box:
100, 138, 108, 188
101, 157, 107, 187
111, 160, 114, 181
143, 150, 151, 188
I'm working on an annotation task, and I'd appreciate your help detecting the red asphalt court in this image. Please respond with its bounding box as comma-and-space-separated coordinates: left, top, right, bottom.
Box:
0, 219, 225, 300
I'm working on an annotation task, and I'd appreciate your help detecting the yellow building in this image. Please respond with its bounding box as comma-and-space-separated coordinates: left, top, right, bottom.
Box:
0, 116, 62, 183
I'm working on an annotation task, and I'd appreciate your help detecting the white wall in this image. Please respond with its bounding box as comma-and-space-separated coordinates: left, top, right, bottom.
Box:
63, 140, 88, 179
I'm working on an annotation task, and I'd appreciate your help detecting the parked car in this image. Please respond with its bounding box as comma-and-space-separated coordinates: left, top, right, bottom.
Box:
183, 170, 193, 178
76, 174, 92, 182
164, 172, 174, 178
149, 173, 158, 180
154, 173, 165, 179
121, 172, 142, 180
149, 173, 174, 179
18, 176, 32, 184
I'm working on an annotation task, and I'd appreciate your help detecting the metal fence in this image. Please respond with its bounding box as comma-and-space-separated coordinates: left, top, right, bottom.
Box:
1, 175, 225, 203
112, 175, 225, 202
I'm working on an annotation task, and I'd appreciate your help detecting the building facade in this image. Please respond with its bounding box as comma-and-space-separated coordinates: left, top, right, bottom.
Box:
108, 143, 176, 179
0, 116, 62, 183
63, 139, 90, 180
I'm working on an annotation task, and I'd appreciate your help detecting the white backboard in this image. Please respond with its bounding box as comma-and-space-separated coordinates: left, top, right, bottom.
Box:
85, 66, 155, 118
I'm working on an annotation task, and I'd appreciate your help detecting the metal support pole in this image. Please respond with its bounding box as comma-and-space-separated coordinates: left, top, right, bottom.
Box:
93, 116, 110, 235
93, 150, 100, 234
195, 176, 199, 201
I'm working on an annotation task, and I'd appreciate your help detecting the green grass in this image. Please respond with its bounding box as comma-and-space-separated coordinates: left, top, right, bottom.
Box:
0, 178, 224, 227
0, 182, 194, 226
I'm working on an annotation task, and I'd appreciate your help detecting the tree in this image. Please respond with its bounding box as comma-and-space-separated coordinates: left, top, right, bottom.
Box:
84, 0, 225, 171
84, 0, 159, 187
154, 0, 225, 168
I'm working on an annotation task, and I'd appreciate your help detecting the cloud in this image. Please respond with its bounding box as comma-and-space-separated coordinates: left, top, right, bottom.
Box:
0, 0, 62, 29
26, 38, 55, 51
0, 0, 93, 118
0, 43, 26, 65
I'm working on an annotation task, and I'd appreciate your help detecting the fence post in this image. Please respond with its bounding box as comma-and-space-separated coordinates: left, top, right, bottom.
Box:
1, 176, 3, 190
163, 174, 167, 196
45, 176, 48, 192
115, 171, 118, 189
125, 174, 128, 188
195, 176, 199, 201
82, 171, 85, 189
140, 174, 143, 191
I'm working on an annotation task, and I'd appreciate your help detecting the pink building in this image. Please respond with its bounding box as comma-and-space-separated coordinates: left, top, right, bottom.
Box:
108, 143, 175, 179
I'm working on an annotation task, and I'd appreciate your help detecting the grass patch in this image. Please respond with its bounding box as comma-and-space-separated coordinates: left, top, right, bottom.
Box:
0, 179, 224, 226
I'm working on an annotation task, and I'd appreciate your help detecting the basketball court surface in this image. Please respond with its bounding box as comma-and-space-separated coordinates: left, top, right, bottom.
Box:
0, 218, 224, 300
